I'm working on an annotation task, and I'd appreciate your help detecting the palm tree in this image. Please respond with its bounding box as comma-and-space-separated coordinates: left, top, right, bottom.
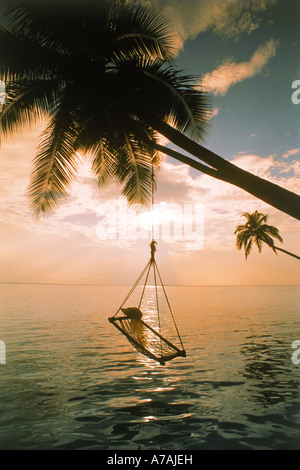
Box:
1, 0, 177, 214
235, 211, 300, 260
1, 0, 300, 220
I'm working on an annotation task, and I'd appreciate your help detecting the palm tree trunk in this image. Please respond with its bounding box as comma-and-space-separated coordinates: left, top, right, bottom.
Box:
152, 142, 224, 179
273, 246, 300, 260
149, 120, 300, 221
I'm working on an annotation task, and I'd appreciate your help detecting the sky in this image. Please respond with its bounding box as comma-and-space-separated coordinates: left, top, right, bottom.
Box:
0, 0, 299, 286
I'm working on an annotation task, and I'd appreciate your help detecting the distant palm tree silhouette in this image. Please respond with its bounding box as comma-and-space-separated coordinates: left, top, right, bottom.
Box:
234, 210, 300, 260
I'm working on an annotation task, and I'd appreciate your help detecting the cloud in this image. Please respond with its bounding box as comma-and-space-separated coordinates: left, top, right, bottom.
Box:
145, 0, 277, 46
204, 107, 220, 121
282, 148, 300, 158
0, 127, 299, 285
200, 39, 279, 95
207, 0, 277, 39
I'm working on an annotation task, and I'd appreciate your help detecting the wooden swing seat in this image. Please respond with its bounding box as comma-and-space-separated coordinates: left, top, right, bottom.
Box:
109, 315, 186, 366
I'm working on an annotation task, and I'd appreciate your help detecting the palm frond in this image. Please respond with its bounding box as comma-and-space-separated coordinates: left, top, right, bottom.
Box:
118, 134, 154, 205
90, 139, 116, 187
235, 236, 243, 251
27, 91, 80, 217
0, 79, 61, 138
263, 224, 283, 243
112, 57, 211, 143
111, 1, 178, 61
245, 238, 253, 260
0, 27, 66, 83
5, 1, 90, 56
234, 224, 249, 235
258, 213, 268, 225
141, 60, 211, 142
235, 231, 247, 249
6, 0, 176, 64
241, 212, 252, 220
255, 236, 263, 253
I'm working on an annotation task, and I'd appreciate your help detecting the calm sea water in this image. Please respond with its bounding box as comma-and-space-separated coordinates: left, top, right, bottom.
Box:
0, 283, 299, 450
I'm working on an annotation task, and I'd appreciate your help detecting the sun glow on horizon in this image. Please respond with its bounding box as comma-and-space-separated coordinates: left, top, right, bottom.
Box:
0, 0, 299, 287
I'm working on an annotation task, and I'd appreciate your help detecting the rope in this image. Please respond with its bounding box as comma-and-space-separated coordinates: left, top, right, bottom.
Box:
151, 162, 155, 242
150, 161, 163, 353
154, 260, 185, 351
153, 260, 163, 355
113, 157, 185, 355
138, 260, 152, 309
113, 261, 151, 317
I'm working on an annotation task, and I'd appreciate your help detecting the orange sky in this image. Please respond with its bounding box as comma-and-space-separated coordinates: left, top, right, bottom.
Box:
0, 125, 299, 286
0, 0, 299, 286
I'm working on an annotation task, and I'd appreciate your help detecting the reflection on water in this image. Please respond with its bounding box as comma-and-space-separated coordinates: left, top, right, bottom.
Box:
240, 335, 299, 406
0, 284, 299, 450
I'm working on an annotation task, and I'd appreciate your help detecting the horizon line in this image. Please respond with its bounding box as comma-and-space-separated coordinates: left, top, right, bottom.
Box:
0, 282, 299, 287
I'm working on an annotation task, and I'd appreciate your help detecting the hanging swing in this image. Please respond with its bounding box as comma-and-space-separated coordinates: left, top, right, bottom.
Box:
108, 165, 186, 366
